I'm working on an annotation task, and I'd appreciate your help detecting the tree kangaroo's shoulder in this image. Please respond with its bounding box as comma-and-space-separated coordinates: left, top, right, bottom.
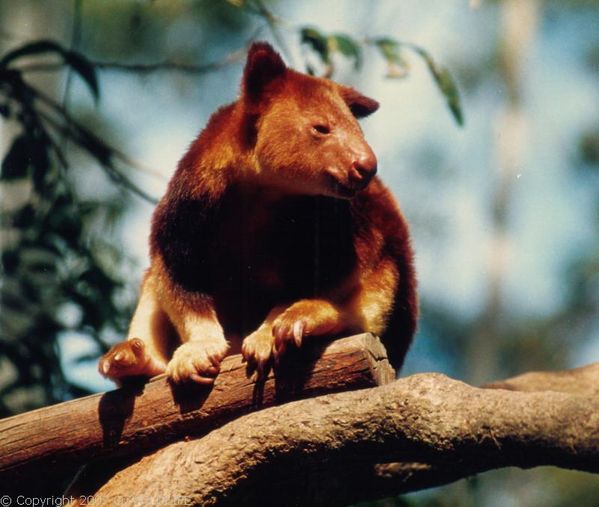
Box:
351, 177, 411, 251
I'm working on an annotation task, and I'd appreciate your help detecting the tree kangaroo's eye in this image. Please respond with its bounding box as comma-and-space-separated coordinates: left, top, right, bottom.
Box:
312, 124, 331, 135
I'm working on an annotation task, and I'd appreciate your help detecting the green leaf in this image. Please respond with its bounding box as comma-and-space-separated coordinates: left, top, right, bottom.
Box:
1, 135, 31, 180
48, 206, 82, 240
78, 131, 112, 165
0, 40, 66, 68
11, 204, 36, 229
0, 39, 99, 101
414, 48, 464, 126
1, 250, 19, 275
331, 34, 362, 70
0, 304, 34, 338
0, 103, 10, 118
373, 37, 400, 64
372, 37, 410, 78
0, 279, 28, 311
30, 138, 51, 193
0, 280, 35, 338
19, 246, 59, 287
301, 27, 330, 64
64, 50, 100, 101
2, 126, 53, 191
302, 29, 366, 74
20, 247, 58, 273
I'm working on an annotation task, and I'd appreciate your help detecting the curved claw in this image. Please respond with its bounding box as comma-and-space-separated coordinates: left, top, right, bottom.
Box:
241, 329, 274, 379
273, 319, 306, 360
190, 373, 216, 384
292, 320, 305, 347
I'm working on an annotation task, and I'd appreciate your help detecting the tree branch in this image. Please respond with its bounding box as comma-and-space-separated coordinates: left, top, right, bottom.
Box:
86, 364, 599, 506
92, 52, 246, 74
483, 362, 599, 396
15, 42, 248, 76
0, 333, 391, 493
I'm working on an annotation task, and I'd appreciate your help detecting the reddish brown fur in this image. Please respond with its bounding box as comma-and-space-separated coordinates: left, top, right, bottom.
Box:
99, 42, 417, 384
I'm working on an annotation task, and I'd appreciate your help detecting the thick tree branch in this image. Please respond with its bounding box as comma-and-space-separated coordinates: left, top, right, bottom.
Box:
483, 362, 599, 396
86, 364, 599, 506
323, 363, 599, 502
0, 333, 391, 494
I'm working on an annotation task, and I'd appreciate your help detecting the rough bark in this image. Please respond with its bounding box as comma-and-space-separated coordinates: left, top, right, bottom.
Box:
483, 362, 599, 396
0, 333, 392, 492
86, 363, 599, 506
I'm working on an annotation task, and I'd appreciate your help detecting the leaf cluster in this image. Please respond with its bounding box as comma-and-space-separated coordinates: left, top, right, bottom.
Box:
0, 40, 138, 415
299, 28, 464, 126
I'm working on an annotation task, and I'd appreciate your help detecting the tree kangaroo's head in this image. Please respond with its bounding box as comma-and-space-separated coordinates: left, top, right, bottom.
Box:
241, 42, 379, 199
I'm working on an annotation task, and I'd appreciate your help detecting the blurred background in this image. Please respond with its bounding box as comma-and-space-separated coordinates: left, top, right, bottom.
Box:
1, 0, 598, 505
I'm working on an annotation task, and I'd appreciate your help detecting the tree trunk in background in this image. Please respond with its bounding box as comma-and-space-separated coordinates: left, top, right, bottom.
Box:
468, 0, 540, 385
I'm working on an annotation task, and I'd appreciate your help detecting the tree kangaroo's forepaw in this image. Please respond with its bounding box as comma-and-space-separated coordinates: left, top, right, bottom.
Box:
271, 301, 341, 358
166, 339, 229, 384
241, 329, 274, 380
99, 338, 165, 380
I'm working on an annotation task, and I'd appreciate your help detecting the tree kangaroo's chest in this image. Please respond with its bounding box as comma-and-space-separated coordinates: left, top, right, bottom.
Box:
206, 194, 357, 299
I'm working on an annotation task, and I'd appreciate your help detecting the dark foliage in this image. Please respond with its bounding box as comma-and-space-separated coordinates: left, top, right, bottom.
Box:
0, 40, 142, 415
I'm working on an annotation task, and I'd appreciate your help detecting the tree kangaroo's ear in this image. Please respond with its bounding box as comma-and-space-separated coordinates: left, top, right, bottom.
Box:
338, 85, 380, 118
242, 42, 287, 105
